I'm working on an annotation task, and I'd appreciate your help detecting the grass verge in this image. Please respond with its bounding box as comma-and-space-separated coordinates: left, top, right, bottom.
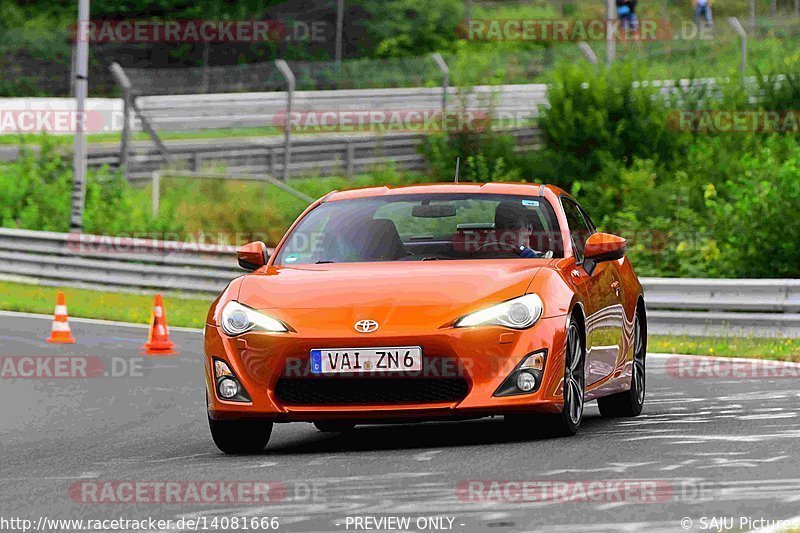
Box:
650, 335, 800, 362
0, 279, 797, 360
0, 280, 211, 329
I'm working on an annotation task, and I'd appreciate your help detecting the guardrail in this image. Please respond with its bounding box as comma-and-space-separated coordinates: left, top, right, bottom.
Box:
0, 227, 797, 338
135, 83, 547, 133
88, 127, 543, 181
643, 278, 800, 338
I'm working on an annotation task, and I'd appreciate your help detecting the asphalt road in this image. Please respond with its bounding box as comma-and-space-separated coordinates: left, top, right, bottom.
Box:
1, 311, 799, 533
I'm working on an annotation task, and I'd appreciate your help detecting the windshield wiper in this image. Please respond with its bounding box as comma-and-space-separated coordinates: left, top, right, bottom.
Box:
315, 260, 336, 264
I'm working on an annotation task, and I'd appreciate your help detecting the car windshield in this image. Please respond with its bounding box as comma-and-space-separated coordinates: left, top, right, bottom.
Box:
274, 193, 564, 265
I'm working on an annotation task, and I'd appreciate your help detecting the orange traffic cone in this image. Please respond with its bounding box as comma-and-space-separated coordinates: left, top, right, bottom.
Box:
142, 294, 175, 354
46, 291, 76, 344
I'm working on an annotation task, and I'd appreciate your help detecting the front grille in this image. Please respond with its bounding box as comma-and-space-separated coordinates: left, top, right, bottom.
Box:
274, 377, 470, 406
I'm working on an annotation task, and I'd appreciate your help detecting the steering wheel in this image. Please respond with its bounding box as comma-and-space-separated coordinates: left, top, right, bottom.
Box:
469, 241, 520, 257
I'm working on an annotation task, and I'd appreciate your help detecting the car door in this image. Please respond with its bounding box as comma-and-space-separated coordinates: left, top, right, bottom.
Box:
561, 198, 624, 387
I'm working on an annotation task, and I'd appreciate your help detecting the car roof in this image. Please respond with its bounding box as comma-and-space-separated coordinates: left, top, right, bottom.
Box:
323, 183, 570, 202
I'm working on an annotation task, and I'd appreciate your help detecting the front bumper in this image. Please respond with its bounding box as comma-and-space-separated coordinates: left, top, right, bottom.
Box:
205, 316, 569, 422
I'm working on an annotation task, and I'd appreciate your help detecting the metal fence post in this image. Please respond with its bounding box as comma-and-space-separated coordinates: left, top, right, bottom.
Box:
110, 62, 172, 167
431, 52, 449, 115
606, 0, 616, 65
577, 42, 599, 65
728, 17, 748, 80
69, 42, 77, 97
119, 86, 132, 181
335, 0, 344, 66
69, 0, 89, 233
275, 59, 295, 181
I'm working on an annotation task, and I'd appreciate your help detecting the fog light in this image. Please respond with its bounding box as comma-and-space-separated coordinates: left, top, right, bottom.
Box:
517, 372, 536, 392
218, 378, 239, 399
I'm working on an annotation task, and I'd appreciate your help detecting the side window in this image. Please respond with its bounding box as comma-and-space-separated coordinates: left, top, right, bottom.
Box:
561, 198, 594, 263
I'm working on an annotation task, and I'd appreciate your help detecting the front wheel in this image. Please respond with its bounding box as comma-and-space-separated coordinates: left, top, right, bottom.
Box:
598, 309, 646, 418
208, 415, 273, 454
546, 318, 586, 436
505, 317, 585, 438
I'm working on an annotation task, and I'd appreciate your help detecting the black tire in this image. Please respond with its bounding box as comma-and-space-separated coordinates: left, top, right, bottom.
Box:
314, 421, 356, 432
505, 316, 585, 438
208, 415, 273, 454
598, 307, 646, 418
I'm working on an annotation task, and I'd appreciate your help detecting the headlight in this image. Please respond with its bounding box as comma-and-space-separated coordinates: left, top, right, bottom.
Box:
220, 301, 289, 335
454, 294, 543, 329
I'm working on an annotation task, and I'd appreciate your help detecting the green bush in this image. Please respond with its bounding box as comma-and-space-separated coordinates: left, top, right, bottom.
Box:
0, 139, 427, 245
488, 59, 800, 279
533, 63, 690, 189
354, 0, 464, 58
705, 139, 800, 278
0, 136, 181, 235
419, 130, 520, 183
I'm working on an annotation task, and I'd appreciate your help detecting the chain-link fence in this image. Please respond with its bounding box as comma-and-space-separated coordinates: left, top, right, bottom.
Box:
119, 49, 550, 97
3, 0, 798, 97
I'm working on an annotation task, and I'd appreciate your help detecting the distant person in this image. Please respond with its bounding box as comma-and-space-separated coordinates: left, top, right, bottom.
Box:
694, 0, 714, 30
617, 0, 639, 34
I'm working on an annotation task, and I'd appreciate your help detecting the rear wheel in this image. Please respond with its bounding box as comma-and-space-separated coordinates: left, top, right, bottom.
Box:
598, 309, 646, 418
505, 317, 585, 437
314, 421, 356, 433
208, 415, 273, 454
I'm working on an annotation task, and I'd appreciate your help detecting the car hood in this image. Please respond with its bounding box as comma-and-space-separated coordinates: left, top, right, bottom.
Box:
235, 261, 550, 333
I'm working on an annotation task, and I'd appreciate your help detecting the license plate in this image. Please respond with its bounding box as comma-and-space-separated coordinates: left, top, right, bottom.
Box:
310, 346, 422, 374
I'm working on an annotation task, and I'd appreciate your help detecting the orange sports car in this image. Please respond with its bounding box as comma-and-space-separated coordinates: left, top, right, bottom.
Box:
205, 183, 647, 453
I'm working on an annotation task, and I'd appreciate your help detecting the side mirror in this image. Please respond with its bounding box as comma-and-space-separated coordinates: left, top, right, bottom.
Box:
583, 233, 626, 275
237, 241, 269, 271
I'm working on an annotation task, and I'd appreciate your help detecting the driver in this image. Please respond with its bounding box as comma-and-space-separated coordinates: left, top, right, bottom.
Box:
494, 201, 544, 258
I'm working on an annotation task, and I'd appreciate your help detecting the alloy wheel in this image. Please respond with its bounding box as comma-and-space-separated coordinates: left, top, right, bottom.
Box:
632, 314, 646, 406
564, 322, 585, 426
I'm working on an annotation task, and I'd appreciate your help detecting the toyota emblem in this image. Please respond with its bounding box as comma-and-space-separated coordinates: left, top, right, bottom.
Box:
354, 319, 379, 333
